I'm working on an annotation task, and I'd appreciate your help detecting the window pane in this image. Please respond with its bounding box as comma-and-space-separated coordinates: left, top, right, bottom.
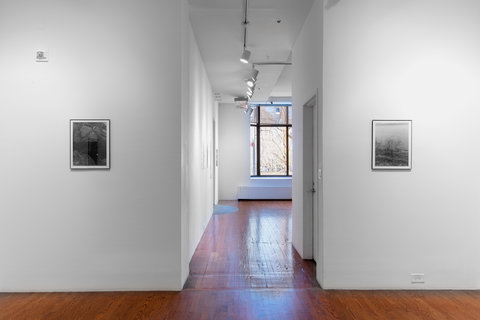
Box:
288, 127, 293, 176
260, 106, 288, 124
260, 127, 287, 176
250, 126, 257, 176
288, 106, 292, 124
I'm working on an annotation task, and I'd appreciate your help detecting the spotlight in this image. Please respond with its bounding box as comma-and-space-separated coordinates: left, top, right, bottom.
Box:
246, 79, 255, 87
240, 49, 251, 64
251, 69, 259, 81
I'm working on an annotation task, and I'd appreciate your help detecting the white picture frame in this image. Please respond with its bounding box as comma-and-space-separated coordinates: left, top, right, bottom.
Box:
70, 119, 110, 169
372, 120, 412, 170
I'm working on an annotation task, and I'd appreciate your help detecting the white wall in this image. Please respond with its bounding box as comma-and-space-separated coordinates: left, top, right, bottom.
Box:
292, 0, 324, 271
181, 9, 217, 284
218, 103, 292, 200
293, 0, 480, 289
218, 103, 250, 200
0, 0, 208, 292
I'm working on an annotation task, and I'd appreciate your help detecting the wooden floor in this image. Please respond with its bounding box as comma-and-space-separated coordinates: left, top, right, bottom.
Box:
2, 201, 480, 319
184, 200, 318, 289
4, 289, 480, 320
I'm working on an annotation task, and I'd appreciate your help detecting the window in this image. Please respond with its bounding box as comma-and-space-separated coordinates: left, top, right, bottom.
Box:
250, 105, 292, 176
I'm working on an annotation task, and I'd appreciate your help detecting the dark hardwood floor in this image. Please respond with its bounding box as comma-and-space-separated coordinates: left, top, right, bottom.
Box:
2, 201, 480, 319
184, 200, 318, 289
4, 289, 480, 320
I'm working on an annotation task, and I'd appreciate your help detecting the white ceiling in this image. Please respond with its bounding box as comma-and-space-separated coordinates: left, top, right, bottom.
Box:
188, 0, 315, 102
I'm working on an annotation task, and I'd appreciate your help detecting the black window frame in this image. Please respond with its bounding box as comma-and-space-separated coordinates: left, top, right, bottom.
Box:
250, 104, 292, 177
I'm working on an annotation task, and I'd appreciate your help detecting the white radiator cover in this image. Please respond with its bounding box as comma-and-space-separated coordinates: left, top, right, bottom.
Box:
237, 186, 292, 200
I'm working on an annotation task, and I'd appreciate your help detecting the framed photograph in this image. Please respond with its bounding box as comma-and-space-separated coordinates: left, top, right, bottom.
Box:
372, 120, 412, 170
70, 119, 110, 169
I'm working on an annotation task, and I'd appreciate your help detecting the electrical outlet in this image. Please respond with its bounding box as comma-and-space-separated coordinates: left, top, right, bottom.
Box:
410, 273, 425, 284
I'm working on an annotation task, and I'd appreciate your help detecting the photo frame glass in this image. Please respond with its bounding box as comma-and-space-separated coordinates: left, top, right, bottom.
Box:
372, 120, 412, 170
70, 119, 110, 169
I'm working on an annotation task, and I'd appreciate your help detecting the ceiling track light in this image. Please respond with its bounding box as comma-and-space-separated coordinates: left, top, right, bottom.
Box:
246, 79, 255, 88
234, 97, 248, 103
251, 68, 259, 81
240, 0, 250, 64
240, 49, 251, 64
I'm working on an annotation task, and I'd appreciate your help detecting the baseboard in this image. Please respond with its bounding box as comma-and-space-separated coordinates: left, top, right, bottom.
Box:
237, 186, 292, 200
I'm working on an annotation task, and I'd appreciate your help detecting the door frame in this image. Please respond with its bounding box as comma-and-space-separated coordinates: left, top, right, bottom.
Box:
302, 94, 319, 261
303, 90, 324, 286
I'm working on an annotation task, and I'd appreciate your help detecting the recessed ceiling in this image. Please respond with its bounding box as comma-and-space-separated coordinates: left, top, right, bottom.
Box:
188, 0, 314, 102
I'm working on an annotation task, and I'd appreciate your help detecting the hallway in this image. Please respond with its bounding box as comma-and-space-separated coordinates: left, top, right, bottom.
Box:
184, 201, 318, 289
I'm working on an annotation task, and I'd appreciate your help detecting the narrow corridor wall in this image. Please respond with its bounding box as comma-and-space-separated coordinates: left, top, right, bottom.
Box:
181, 5, 218, 284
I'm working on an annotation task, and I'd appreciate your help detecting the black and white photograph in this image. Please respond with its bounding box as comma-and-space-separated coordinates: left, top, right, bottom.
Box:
372, 120, 412, 170
70, 119, 110, 169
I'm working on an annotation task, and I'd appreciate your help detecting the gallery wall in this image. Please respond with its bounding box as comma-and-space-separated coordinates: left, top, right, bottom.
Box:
218, 103, 292, 200
181, 9, 218, 284
0, 0, 193, 291
291, 0, 324, 268
293, 0, 480, 289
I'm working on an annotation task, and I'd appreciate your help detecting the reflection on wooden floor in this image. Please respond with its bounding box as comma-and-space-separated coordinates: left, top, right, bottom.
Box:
4, 288, 480, 319
184, 200, 318, 289
3, 201, 480, 319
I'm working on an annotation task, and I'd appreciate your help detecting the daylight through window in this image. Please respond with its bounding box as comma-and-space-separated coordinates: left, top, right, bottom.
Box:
250, 105, 292, 176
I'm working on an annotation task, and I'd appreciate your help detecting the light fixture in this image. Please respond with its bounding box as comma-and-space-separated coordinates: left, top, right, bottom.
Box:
234, 97, 248, 103
245, 68, 259, 88
251, 68, 259, 81
246, 91, 253, 99
244, 105, 255, 116
240, 0, 251, 64
240, 49, 251, 64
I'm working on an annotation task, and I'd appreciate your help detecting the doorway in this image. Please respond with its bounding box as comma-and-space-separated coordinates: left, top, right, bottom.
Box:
303, 94, 322, 264
213, 119, 217, 205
